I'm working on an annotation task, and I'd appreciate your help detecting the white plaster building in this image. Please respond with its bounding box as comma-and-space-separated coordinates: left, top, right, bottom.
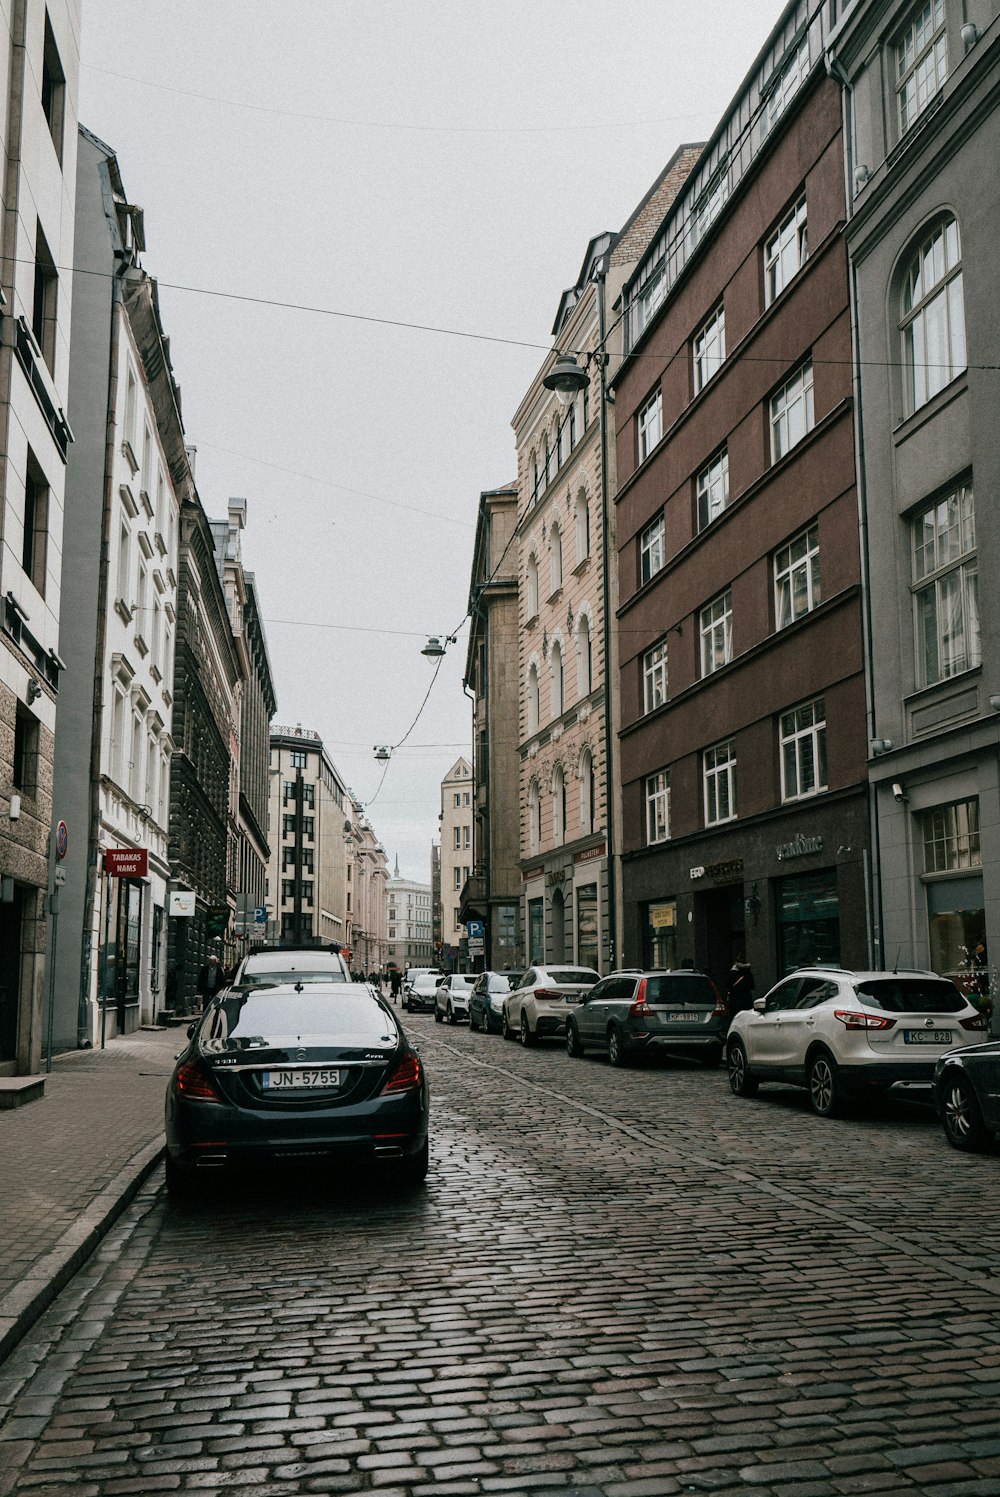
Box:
439, 756, 473, 968
386, 859, 433, 971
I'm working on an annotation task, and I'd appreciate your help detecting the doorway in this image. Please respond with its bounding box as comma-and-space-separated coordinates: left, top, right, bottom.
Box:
550, 887, 566, 963
0, 885, 25, 1064
694, 884, 745, 993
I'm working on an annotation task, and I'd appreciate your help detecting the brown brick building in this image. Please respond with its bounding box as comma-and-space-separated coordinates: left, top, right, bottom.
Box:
612, 10, 871, 993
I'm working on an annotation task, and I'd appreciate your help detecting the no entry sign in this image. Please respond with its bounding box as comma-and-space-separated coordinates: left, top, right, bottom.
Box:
104, 847, 148, 878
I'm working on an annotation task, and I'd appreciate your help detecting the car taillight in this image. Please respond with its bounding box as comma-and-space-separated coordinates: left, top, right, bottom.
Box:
175, 1060, 219, 1100
708, 979, 728, 1019
833, 1009, 897, 1031
534, 988, 562, 1000
629, 978, 650, 1017
960, 1014, 988, 1031
380, 1053, 423, 1094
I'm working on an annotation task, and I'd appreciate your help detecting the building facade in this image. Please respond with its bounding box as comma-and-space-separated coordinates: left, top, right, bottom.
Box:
614, 4, 870, 995
386, 859, 433, 971
267, 724, 350, 951
346, 793, 388, 972
831, 0, 1000, 1014
0, 0, 80, 1073
211, 500, 276, 960
438, 756, 473, 969
52, 128, 184, 1047
460, 482, 522, 970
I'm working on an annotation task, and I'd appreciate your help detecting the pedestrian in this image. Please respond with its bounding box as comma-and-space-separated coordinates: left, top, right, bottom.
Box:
727, 956, 756, 1019
196, 952, 227, 1008
390, 969, 402, 1003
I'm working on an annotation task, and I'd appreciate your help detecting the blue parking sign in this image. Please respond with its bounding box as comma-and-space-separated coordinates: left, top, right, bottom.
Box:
466, 919, 484, 939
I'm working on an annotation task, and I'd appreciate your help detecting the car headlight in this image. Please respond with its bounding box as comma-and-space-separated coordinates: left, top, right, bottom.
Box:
490, 995, 505, 1011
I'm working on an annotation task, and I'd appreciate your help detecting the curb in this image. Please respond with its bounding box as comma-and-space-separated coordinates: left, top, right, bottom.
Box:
0, 1135, 164, 1366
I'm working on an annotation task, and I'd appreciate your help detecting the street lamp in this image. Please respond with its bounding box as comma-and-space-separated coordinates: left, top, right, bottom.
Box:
542, 352, 590, 405
421, 633, 457, 658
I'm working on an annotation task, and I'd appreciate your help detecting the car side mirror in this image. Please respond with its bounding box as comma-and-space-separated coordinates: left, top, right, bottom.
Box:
186, 1022, 197, 1037
752, 997, 767, 1014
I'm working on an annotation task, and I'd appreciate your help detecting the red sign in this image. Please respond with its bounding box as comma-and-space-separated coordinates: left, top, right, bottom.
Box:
104, 848, 148, 879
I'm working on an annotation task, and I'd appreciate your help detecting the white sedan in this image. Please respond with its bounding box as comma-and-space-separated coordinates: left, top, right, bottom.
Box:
727, 966, 985, 1117
503, 965, 600, 1046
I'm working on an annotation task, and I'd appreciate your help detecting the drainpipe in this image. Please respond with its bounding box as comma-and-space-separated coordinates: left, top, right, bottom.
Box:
78, 249, 134, 1045
827, 46, 884, 970
597, 267, 618, 971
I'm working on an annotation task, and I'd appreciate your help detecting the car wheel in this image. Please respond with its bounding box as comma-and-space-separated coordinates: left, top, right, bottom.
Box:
502, 1010, 514, 1040
520, 1012, 536, 1047
165, 1153, 197, 1199
566, 1021, 585, 1059
941, 1071, 992, 1152
480, 1008, 490, 1034
727, 1040, 758, 1097
396, 1138, 429, 1186
607, 1024, 629, 1068
447, 1003, 457, 1025
434, 1006, 443, 1023
808, 1050, 843, 1118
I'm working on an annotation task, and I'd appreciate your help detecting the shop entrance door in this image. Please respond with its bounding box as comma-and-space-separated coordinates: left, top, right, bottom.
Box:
695, 884, 745, 993
114, 880, 143, 1033
550, 887, 566, 963
0, 886, 24, 1063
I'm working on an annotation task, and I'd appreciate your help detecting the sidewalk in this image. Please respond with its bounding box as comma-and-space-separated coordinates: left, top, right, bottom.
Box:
0, 1025, 178, 1364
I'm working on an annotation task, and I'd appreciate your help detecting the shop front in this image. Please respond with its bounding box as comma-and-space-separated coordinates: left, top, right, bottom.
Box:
522, 845, 608, 971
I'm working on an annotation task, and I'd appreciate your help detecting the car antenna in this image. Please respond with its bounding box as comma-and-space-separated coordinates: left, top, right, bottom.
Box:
295, 980, 304, 993
893, 945, 901, 975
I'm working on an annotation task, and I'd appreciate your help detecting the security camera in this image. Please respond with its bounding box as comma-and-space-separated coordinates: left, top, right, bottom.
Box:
891, 782, 906, 802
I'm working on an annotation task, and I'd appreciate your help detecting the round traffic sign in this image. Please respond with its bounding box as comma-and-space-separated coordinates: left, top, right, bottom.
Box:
55, 821, 68, 860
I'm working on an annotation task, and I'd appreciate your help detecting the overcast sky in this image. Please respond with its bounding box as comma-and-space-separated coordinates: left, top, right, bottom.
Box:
78, 0, 787, 883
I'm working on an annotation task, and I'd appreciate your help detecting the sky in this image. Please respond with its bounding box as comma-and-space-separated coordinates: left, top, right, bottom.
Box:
77, 0, 788, 883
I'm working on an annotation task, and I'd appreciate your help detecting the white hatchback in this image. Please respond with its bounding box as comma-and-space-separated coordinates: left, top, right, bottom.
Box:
727, 967, 986, 1117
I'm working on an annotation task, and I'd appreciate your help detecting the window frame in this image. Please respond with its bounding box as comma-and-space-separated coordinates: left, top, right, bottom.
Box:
645, 769, 671, 845
770, 360, 815, 462
637, 389, 663, 461
700, 589, 733, 677
696, 447, 729, 532
774, 522, 821, 630
703, 739, 737, 826
642, 638, 668, 714
894, 0, 948, 136
779, 697, 828, 803
693, 304, 726, 393
764, 196, 808, 307
900, 216, 966, 416
911, 481, 979, 687
640, 513, 666, 585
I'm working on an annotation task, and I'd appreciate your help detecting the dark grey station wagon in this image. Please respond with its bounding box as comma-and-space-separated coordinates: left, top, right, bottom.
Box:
566, 969, 728, 1067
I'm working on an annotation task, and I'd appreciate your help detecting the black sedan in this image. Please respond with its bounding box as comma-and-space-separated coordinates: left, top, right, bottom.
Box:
165, 981, 429, 1192
934, 1038, 1000, 1151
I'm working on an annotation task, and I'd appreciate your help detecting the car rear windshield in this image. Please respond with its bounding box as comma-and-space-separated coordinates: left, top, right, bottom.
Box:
857, 978, 966, 1013
645, 975, 717, 1005
242, 955, 347, 979
242, 971, 347, 986
547, 969, 600, 985
206, 990, 396, 1047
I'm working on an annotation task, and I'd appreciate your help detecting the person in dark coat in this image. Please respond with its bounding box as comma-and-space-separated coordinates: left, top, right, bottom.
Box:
197, 952, 227, 1006
727, 957, 756, 1019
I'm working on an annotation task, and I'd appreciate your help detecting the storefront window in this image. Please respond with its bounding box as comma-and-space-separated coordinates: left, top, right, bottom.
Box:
577, 885, 599, 971
644, 900, 678, 970
776, 870, 839, 974
923, 799, 985, 985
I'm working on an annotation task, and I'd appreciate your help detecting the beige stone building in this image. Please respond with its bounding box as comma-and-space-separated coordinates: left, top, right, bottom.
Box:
346, 793, 388, 973
438, 756, 473, 968
386, 859, 432, 972
461, 483, 521, 969
267, 724, 350, 950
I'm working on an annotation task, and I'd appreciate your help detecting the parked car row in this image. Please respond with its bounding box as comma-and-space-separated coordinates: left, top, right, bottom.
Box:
422, 959, 997, 1154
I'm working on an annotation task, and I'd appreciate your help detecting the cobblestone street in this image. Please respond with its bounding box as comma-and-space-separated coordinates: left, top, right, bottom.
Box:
2, 1015, 1000, 1497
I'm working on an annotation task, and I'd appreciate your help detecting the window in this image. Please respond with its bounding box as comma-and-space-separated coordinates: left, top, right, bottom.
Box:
21, 452, 49, 594
638, 390, 663, 460
550, 639, 564, 718
765, 198, 807, 306
453, 826, 461, 850
302, 784, 315, 808
454, 792, 461, 808
636, 263, 666, 335
579, 748, 596, 835
454, 867, 462, 889
283, 814, 295, 836
282, 880, 295, 902
700, 590, 733, 676
704, 740, 736, 825
770, 361, 814, 461
895, 0, 947, 134
12, 708, 39, 793
129, 711, 143, 800
124, 367, 137, 454
111, 691, 126, 783
576, 613, 592, 697
692, 163, 729, 247
530, 451, 539, 503
552, 766, 567, 843
901, 216, 966, 414
303, 817, 314, 839
116, 522, 130, 605
527, 663, 540, 734
544, 433, 552, 486
41, 14, 66, 161
696, 448, 729, 531
454, 908, 462, 931
640, 514, 665, 584
150, 596, 161, 671
568, 399, 577, 452
290, 749, 306, 769
912, 482, 980, 685
549, 523, 563, 592
464, 825, 470, 849
528, 781, 541, 853
32, 222, 58, 373
575, 492, 590, 563
141, 422, 152, 497
135, 565, 147, 644
645, 770, 671, 844
642, 639, 668, 714
923, 799, 981, 873
774, 523, 821, 629
762, 35, 810, 135
780, 698, 827, 801
693, 305, 725, 392
301, 848, 314, 873
283, 846, 296, 869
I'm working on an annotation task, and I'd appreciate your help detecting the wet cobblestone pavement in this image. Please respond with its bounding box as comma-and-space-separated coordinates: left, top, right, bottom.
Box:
2, 1014, 999, 1496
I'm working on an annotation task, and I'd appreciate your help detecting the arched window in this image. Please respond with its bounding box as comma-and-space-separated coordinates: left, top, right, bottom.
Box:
527, 662, 540, 734
541, 435, 550, 493
901, 215, 966, 415
576, 611, 593, 696
575, 491, 590, 563
526, 554, 539, 619
552, 765, 567, 844
579, 748, 595, 835
530, 451, 539, 503
528, 780, 541, 853
550, 639, 564, 718
550, 522, 563, 592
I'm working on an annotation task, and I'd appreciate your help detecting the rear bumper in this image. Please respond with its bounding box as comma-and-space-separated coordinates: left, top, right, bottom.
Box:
841, 1060, 938, 1086
630, 1030, 724, 1054
166, 1089, 428, 1166
535, 1010, 577, 1037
